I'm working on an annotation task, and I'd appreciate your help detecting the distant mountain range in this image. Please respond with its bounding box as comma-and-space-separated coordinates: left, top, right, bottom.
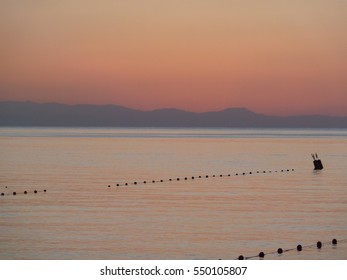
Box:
0, 101, 346, 128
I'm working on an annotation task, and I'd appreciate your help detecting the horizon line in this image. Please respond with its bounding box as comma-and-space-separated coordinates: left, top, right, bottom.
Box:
1, 100, 346, 118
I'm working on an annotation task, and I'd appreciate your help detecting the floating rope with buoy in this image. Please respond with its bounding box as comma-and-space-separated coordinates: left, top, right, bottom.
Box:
107, 168, 296, 188
236, 238, 346, 260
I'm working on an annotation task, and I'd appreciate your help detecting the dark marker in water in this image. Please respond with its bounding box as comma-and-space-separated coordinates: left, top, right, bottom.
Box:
313, 153, 324, 170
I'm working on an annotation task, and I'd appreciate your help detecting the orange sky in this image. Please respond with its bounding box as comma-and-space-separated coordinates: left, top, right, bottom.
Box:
1, 1, 346, 116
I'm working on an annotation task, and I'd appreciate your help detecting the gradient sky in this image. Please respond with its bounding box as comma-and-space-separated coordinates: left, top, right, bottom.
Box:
1, 1, 346, 116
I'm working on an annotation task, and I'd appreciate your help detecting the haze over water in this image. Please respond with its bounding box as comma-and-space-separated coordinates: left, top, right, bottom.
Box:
0, 127, 347, 259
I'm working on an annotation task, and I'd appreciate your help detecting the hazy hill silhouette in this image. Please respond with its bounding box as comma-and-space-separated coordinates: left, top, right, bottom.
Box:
0, 101, 346, 128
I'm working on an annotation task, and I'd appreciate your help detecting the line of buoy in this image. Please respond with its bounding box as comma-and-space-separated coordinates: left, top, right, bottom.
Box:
0, 189, 47, 197
107, 168, 295, 188
237, 238, 345, 260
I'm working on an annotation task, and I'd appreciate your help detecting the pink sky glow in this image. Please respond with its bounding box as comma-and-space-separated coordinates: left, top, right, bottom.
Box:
1, 1, 346, 116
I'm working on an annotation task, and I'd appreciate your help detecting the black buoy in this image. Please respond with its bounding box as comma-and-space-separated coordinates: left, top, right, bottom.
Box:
143, 181, 146, 184
313, 160, 323, 170
238, 255, 244, 260
152, 180, 155, 183
44, 190, 47, 192
116, 184, 119, 186
312, 153, 323, 170
160, 180, 163, 182
13, 192, 16, 195
317, 241, 322, 249
34, 190, 37, 193
184, 177, 187, 180
125, 183, 128, 186
259, 252, 265, 258
108, 185, 111, 188
1, 193, 4, 196
199, 176, 201, 178
24, 191, 27, 194
192, 176, 194, 179
277, 248, 283, 254
332, 239, 337, 245
206, 175, 209, 178
297, 244, 302, 251
169, 178, 172, 181
235, 173, 238, 176
177, 178, 180, 181
220, 174, 223, 177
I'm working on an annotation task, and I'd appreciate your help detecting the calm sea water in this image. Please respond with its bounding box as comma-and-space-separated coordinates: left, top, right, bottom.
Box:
0, 127, 346, 260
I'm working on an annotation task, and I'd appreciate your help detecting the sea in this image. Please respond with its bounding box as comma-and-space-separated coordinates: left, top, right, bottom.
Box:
0, 127, 346, 260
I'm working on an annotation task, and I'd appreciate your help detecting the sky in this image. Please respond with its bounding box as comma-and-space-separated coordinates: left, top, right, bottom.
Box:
1, 0, 346, 116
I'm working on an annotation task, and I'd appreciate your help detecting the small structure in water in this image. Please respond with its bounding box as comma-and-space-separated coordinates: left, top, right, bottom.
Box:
312, 153, 323, 170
